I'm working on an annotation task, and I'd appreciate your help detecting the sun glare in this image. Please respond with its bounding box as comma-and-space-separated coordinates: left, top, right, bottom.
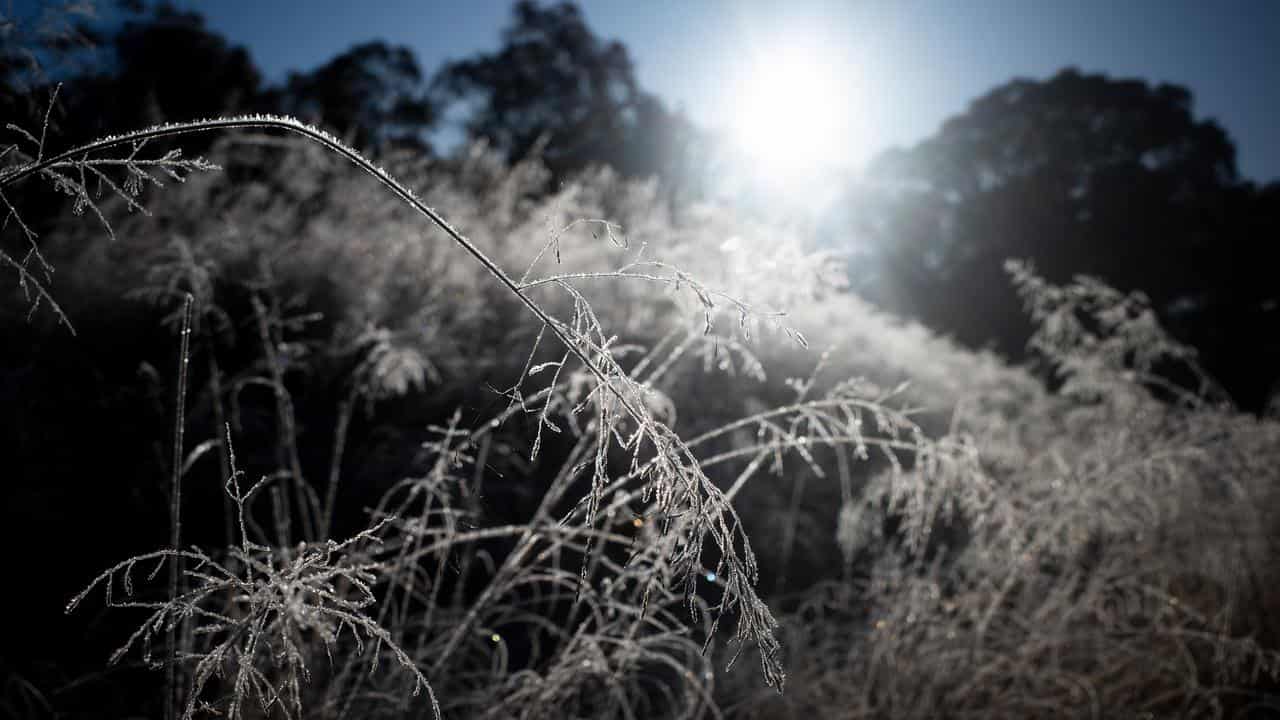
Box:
729, 43, 857, 180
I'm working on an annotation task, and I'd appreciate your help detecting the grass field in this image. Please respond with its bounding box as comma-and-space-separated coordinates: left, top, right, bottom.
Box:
2, 106, 1279, 719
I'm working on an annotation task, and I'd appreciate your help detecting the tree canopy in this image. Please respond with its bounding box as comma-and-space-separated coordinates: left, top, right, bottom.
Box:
432, 1, 704, 184
850, 68, 1279, 409
60, 4, 261, 141
265, 41, 437, 152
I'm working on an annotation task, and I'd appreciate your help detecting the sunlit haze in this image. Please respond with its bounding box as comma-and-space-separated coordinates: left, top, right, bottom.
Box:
727, 42, 861, 180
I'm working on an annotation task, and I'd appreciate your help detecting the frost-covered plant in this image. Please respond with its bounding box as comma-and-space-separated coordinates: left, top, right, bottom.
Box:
717, 264, 1280, 719
1, 88, 220, 329
66, 429, 435, 720
16, 69, 1275, 720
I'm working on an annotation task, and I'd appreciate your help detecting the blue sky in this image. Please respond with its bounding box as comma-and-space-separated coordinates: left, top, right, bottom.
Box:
180, 1, 1279, 182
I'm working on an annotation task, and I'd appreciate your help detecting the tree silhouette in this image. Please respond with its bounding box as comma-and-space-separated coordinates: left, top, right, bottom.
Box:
432, 1, 703, 185
265, 41, 438, 152
850, 68, 1279, 410
59, 4, 261, 143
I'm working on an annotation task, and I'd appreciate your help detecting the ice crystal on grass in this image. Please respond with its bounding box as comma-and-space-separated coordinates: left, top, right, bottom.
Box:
67, 432, 438, 720
2, 92, 220, 331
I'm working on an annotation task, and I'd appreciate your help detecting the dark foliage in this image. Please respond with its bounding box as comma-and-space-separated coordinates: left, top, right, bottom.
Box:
264, 41, 438, 153
851, 68, 1280, 410
432, 1, 707, 186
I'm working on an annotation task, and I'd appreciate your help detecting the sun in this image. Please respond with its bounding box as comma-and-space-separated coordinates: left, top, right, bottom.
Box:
727, 43, 858, 180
